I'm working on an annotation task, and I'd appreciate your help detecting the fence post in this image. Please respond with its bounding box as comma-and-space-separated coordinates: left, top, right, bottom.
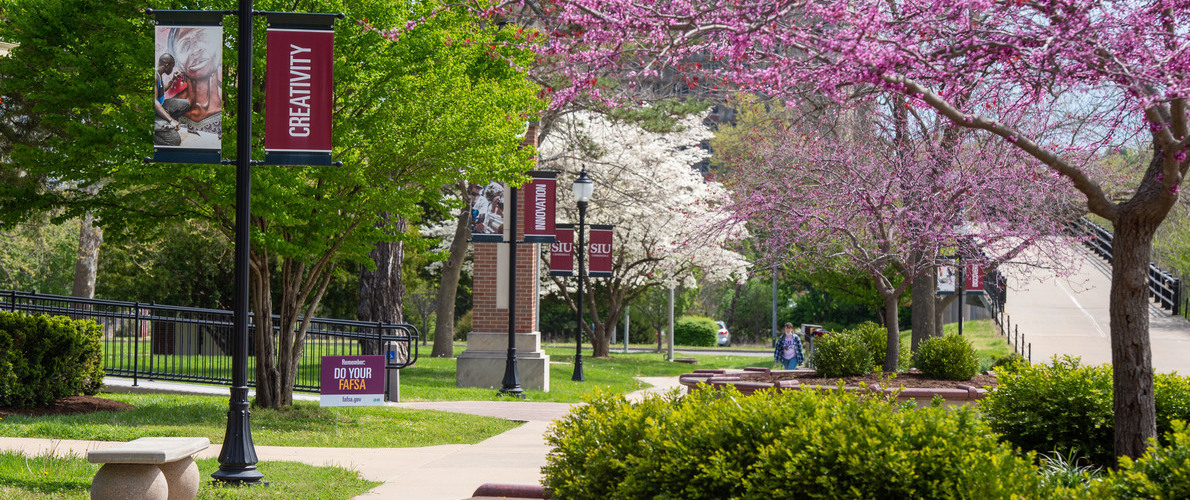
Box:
133, 303, 141, 387
1028, 343, 1032, 363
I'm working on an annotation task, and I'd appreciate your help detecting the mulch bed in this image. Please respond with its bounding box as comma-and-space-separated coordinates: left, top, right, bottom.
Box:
751, 370, 998, 389
0, 395, 135, 418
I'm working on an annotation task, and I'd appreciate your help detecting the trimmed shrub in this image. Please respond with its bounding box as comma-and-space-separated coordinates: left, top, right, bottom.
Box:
1091, 421, 1190, 499
673, 316, 717, 347
914, 334, 980, 380
979, 356, 1116, 466
812, 330, 874, 377
848, 321, 887, 369
543, 387, 1043, 499
0, 311, 104, 407
989, 352, 1027, 372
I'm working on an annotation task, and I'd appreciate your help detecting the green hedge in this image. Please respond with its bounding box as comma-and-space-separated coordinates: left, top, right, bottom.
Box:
914, 334, 980, 380
849, 321, 887, 370
0, 311, 104, 407
980, 356, 1190, 467
811, 330, 874, 377
674, 316, 717, 347
543, 387, 1043, 499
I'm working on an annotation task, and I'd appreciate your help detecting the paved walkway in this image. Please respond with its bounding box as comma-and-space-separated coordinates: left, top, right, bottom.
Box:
0, 376, 686, 500
1003, 246, 1190, 374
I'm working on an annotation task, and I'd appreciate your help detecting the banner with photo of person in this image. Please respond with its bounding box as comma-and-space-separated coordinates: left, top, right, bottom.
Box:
522, 171, 557, 243
152, 11, 224, 164
588, 225, 614, 278
470, 181, 507, 242
264, 13, 335, 166
549, 224, 574, 276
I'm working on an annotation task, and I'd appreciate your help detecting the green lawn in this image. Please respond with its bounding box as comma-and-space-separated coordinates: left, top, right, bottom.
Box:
0, 452, 377, 500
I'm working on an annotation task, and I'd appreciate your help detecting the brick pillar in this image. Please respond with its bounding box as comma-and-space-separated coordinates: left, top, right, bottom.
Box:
456, 122, 550, 391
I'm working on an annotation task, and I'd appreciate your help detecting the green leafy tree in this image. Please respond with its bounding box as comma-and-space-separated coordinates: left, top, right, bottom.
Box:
0, 0, 542, 407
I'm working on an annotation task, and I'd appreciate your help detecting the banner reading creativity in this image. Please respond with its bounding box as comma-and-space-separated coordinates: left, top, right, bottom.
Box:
264, 14, 334, 166
153, 12, 224, 164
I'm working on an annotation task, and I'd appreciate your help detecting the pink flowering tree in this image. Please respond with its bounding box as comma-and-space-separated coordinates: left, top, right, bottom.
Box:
721, 111, 1077, 371
480, 0, 1188, 458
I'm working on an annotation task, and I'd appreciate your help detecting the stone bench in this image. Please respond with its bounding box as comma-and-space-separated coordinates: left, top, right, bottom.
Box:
87, 437, 210, 500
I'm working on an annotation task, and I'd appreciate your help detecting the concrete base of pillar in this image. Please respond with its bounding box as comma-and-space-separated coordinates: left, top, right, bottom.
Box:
456, 332, 550, 391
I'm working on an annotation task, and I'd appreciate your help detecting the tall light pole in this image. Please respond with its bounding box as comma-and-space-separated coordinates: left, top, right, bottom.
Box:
212, 0, 262, 485
571, 167, 594, 382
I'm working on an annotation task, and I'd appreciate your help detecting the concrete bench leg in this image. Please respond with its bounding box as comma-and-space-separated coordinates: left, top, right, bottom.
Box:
91, 463, 168, 500
160, 457, 200, 500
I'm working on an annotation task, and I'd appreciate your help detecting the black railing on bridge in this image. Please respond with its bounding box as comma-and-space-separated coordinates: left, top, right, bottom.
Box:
1069, 217, 1182, 315
1, 290, 418, 392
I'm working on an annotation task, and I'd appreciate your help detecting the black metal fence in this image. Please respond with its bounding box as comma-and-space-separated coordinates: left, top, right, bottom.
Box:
1070, 217, 1182, 315
1, 290, 418, 393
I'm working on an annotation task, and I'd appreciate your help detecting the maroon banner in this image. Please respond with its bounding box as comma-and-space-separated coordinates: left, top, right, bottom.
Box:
265, 26, 334, 165
588, 225, 614, 278
550, 224, 574, 276
523, 171, 557, 243
964, 262, 985, 294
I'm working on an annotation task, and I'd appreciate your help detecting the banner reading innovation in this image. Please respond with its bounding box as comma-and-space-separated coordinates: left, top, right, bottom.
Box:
152, 12, 224, 164
522, 171, 557, 243
264, 14, 335, 166
320, 355, 385, 406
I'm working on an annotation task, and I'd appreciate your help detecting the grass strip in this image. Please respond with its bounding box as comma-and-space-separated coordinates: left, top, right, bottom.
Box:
0, 393, 519, 447
0, 451, 377, 500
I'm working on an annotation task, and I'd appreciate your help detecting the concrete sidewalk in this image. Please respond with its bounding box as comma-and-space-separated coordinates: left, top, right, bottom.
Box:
0, 376, 685, 500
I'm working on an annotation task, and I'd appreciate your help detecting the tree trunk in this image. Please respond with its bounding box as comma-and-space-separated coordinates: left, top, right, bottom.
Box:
910, 262, 936, 353
358, 214, 406, 354
882, 293, 900, 372
250, 249, 280, 409
934, 295, 954, 338
71, 212, 102, 298
432, 184, 472, 358
589, 280, 618, 358
1109, 208, 1160, 459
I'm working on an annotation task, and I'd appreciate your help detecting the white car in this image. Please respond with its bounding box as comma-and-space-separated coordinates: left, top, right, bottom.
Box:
715, 321, 731, 347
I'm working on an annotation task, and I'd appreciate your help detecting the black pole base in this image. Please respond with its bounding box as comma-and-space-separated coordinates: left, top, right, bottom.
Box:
571, 355, 585, 382
498, 348, 526, 399
212, 386, 264, 485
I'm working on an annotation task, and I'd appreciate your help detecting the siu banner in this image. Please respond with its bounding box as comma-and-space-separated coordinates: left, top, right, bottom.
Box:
264, 14, 334, 165
588, 225, 614, 278
549, 224, 574, 276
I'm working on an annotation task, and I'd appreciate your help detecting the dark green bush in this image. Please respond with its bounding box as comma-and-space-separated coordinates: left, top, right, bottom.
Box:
811, 330, 873, 377
673, 316, 717, 347
543, 386, 1043, 499
989, 352, 1026, 372
0, 311, 104, 407
1090, 421, 1190, 499
847, 321, 887, 369
980, 356, 1115, 466
914, 334, 980, 380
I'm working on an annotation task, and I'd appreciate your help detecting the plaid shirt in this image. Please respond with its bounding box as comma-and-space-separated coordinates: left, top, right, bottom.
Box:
774, 333, 804, 365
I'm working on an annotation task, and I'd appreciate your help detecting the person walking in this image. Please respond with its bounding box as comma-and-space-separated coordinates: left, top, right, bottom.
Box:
774, 322, 804, 370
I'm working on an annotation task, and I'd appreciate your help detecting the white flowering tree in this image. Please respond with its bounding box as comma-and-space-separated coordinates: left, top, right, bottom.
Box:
540, 110, 749, 357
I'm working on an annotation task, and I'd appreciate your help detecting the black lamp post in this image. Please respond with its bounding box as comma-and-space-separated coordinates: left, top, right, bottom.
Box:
571, 167, 594, 382
212, 0, 263, 485
499, 185, 525, 397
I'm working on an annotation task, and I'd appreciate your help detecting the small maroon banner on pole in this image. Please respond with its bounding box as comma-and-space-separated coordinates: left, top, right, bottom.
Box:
264, 14, 334, 166
588, 224, 614, 278
964, 262, 985, 294
550, 224, 574, 276
522, 171, 557, 243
